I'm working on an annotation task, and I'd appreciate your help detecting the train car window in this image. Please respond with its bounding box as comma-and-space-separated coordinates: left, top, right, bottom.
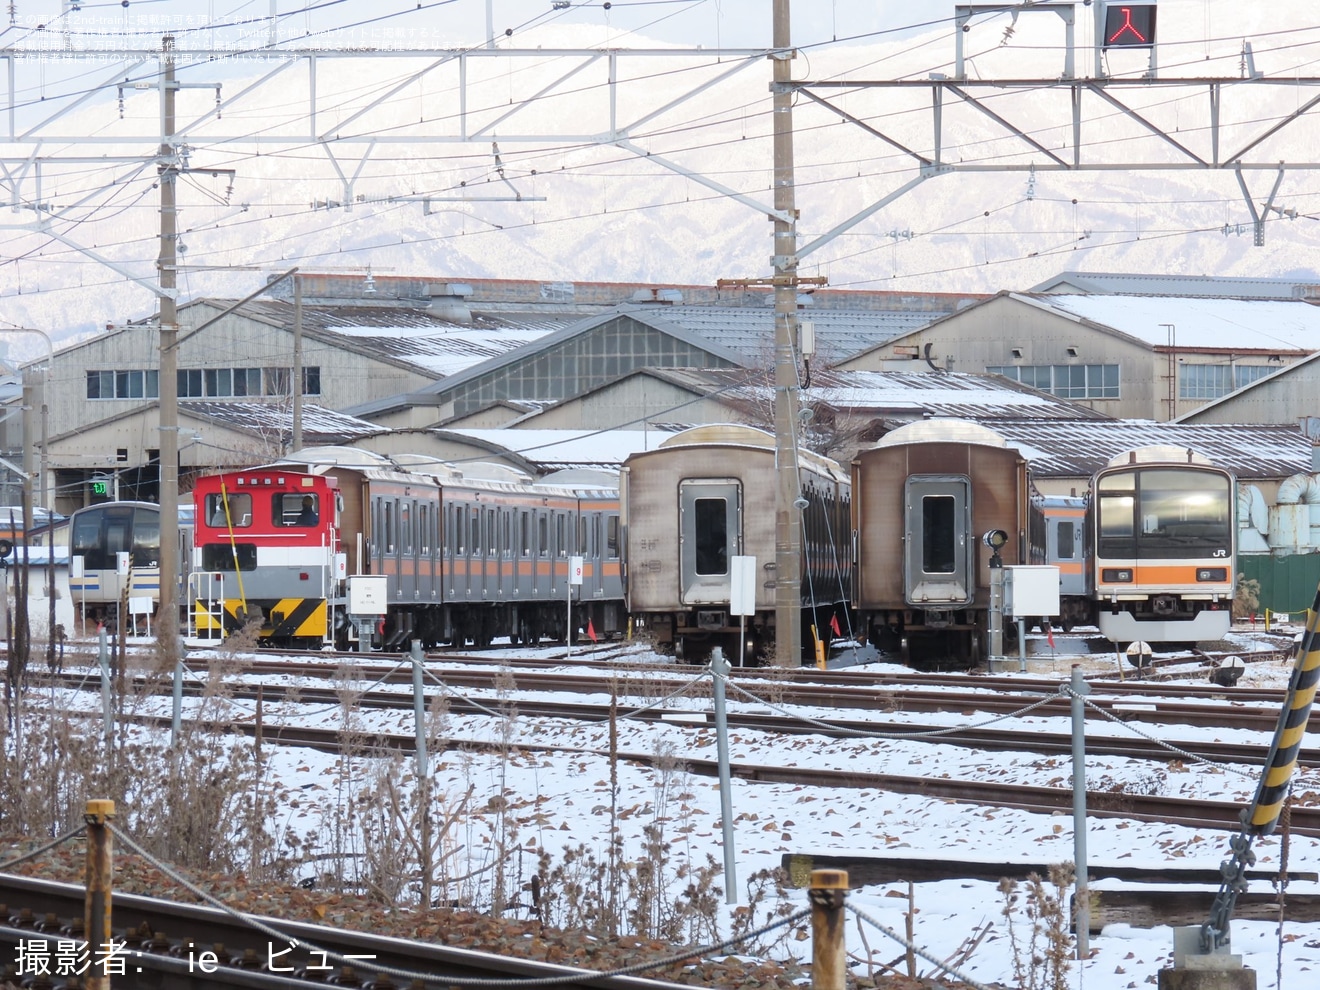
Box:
921, 495, 956, 574
539, 514, 548, 556
487, 508, 497, 553
502, 512, 511, 555
1056, 521, 1076, 559
275, 492, 319, 527
384, 501, 395, 554
578, 515, 587, 555
418, 503, 429, 554
131, 507, 161, 566
607, 515, 619, 558
556, 514, 566, 557
205, 492, 252, 528
470, 507, 481, 556
694, 498, 729, 576
521, 512, 530, 554
401, 502, 412, 554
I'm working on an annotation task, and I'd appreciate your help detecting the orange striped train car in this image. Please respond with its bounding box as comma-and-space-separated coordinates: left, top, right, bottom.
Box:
190, 447, 622, 650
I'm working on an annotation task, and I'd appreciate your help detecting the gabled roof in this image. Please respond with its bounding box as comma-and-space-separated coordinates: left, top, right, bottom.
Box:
198, 299, 577, 379
1027, 294, 1320, 352
848, 290, 1320, 358
1031, 270, 1320, 300
180, 401, 383, 446
347, 302, 960, 418
430, 427, 680, 474
974, 419, 1310, 481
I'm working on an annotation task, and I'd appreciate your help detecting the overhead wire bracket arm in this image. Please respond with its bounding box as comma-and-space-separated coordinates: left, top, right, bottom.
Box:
614, 137, 793, 224
1235, 164, 1285, 247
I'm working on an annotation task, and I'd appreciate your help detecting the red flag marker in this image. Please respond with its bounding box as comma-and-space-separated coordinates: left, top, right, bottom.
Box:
829, 613, 841, 638
1046, 623, 1055, 649
587, 618, 598, 644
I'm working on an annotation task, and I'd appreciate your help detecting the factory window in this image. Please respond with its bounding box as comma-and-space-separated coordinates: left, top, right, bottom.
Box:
1181, 363, 1275, 399
87, 369, 160, 399
987, 363, 1119, 399
179, 369, 204, 397
264, 368, 291, 396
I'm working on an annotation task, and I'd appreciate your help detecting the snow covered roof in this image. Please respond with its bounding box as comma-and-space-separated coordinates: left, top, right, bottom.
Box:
1030, 270, 1320, 300
203, 299, 576, 380
976, 419, 1311, 480
1021, 293, 1320, 352
638, 367, 1110, 422
181, 401, 382, 446
432, 427, 678, 474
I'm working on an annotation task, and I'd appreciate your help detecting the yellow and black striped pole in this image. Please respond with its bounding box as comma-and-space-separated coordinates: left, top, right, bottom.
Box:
1201, 583, 1320, 954
1246, 594, 1320, 834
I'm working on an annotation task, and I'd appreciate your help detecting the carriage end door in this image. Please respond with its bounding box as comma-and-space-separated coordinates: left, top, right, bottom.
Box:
904, 477, 973, 606
679, 481, 741, 606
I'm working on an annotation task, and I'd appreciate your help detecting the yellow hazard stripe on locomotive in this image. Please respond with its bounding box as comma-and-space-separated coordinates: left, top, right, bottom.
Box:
1247, 606, 1320, 835
192, 598, 328, 638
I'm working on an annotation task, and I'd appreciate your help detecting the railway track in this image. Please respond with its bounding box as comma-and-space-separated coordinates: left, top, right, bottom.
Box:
86, 707, 1319, 839
39, 652, 1320, 766
0, 873, 700, 990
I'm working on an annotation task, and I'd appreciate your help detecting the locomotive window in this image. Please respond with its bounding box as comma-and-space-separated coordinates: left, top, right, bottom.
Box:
694, 498, 729, 576
1056, 521, 1076, 559
921, 495, 956, 574
607, 515, 619, 558
205, 492, 252, 528
274, 492, 319, 527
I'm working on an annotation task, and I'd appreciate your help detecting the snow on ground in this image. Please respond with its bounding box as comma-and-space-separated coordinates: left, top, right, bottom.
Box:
53, 623, 1320, 989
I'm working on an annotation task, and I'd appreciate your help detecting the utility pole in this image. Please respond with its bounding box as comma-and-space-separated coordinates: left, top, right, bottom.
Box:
292, 275, 303, 452
158, 35, 180, 636
769, 0, 804, 667
717, 0, 824, 667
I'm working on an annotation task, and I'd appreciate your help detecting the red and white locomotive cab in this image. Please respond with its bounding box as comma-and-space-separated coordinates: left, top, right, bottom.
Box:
190, 470, 345, 645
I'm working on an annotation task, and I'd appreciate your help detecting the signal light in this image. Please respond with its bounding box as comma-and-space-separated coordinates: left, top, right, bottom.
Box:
1103, 4, 1156, 49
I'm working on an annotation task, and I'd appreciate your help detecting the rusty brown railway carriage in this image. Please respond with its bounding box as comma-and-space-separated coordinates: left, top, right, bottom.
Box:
621, 425, 851, 664
853, 420, 1030, 666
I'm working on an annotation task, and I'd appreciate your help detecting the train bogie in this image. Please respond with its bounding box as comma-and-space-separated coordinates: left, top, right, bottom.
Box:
622, 425, 851, 664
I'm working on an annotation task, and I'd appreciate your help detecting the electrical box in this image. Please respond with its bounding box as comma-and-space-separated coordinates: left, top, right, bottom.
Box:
1003, 565, 1060, 619
348, 575, 389, 616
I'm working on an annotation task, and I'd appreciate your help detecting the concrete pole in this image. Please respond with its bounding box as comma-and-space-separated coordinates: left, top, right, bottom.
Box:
771, 0, 803, 667
157, 35, 181, 637
292, 274, 303, 452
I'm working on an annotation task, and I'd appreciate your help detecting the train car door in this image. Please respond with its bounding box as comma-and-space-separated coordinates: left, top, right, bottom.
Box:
679, 481, 740, 605
904, 477, 973, 606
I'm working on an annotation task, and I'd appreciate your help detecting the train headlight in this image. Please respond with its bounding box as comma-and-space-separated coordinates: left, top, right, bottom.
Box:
1197, 567, 1228, 582
982, 529, 1008, 549
1101, 568, 1133, 583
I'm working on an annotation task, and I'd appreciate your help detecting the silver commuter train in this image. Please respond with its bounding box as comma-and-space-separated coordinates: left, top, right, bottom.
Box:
67, 500, 194, 626
621, 425, 852, 663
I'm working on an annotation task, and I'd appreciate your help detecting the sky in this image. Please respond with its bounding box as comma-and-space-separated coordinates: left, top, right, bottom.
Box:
7, 2, 1320, 350
53, 623, 1320, 990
